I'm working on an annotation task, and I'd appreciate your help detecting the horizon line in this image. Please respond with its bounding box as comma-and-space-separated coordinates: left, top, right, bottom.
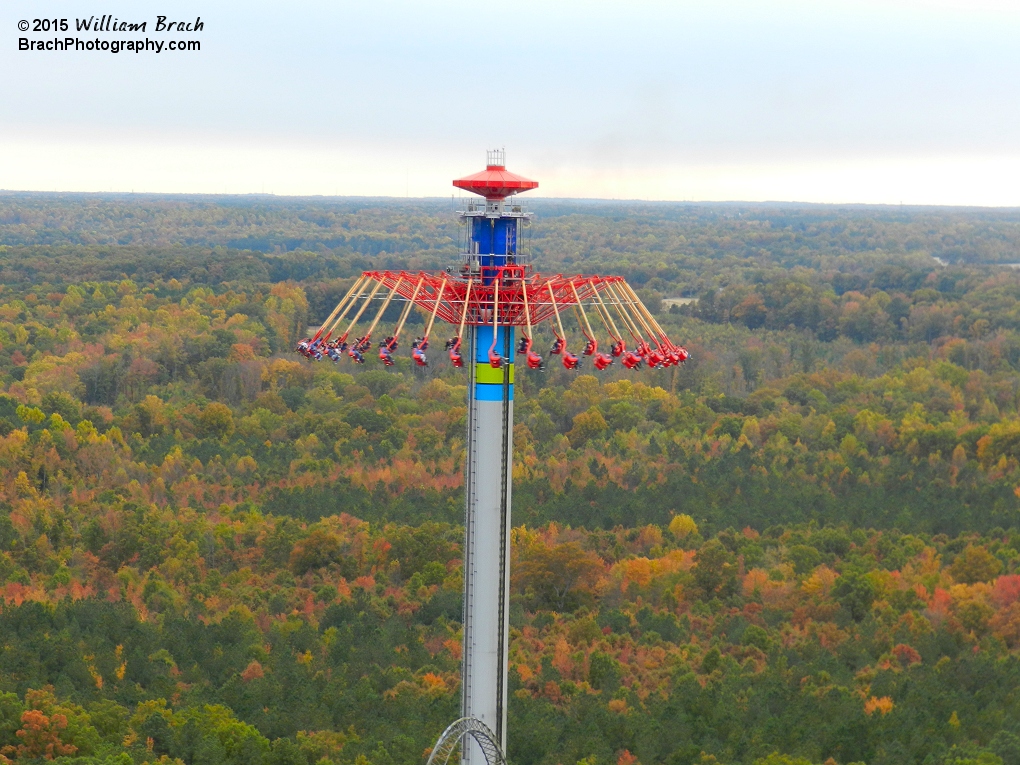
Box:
2, 189, 1019, 212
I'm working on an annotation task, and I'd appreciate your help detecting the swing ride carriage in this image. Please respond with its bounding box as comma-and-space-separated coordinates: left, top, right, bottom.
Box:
296, 152, 687, 765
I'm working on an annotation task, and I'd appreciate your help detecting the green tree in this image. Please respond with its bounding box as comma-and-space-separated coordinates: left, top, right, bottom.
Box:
0, 693, 25, 749
753, 754, 817, 765
785, 545, 822, 576
587, 651, 620, 692
693, 540, 736, 599
567, 409, 608, 448
198, 402, 235, 440
951, 546, 1003, 584
514, 542, 603, 611
834, 571, 876, 621
289, 529, 343, 575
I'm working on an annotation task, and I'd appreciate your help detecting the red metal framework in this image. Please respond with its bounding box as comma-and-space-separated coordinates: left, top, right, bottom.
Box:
297, 267, 689, 371
296, 153, 689, 371
358, 269, 619, 327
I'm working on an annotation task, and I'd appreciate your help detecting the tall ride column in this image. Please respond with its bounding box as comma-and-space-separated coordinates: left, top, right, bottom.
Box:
462, 321, 513, 762
454, 150, 537, 765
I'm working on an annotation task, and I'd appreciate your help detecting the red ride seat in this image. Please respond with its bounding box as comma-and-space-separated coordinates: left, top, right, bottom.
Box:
610, 340, 624, 357
622, 352, 642, 369
593, 353, 614, 371
526, 351, 545, 370
562, 352, 580, 370
444, 337, 463, 367
488, 349, 503, 368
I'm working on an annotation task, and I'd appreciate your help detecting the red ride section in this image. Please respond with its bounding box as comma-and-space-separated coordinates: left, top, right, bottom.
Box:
358, 269, 625, 327
299, 267, 689, 371
452, 164, 539, 199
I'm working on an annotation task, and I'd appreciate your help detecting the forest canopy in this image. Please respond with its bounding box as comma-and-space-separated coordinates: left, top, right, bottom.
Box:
2, 194, 1020, 765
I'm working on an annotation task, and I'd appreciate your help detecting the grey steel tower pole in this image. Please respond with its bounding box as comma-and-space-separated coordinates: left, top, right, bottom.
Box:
461, 323, 514, 763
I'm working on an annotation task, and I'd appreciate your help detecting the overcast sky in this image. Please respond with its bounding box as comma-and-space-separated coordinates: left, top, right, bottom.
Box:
2, 0, 1019, 204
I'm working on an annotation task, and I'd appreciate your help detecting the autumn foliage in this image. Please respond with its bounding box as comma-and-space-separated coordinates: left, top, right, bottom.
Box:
1, 710, 77, 761
3, 199, 1020, 765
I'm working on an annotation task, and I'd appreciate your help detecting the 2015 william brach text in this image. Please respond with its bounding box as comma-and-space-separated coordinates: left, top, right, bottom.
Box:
26, 16, 204, 33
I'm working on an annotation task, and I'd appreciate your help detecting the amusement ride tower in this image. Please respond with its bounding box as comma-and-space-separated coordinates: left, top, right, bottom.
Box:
297, 152, 687, 765
454, 149, 534, 763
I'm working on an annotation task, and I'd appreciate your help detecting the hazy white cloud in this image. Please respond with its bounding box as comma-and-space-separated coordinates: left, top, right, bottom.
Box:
2, 0, 1019, 203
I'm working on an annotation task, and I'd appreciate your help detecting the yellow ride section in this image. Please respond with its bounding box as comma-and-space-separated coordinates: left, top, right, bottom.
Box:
474, 362, 515, 385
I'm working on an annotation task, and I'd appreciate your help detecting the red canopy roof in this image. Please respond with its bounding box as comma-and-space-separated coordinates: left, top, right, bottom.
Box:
452, 164, 538, 199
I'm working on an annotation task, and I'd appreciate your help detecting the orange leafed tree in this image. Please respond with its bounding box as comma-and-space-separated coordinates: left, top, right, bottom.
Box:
1, 710, 77, 761
864, 696, 894, 716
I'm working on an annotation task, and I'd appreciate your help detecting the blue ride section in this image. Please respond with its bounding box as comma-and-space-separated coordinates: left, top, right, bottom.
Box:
471, 216, 517, 268
473, 325, 514, 401
469, 206, 517, 402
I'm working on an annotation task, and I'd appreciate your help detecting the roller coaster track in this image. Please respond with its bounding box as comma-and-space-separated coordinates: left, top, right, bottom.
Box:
425, 717, 507, 765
